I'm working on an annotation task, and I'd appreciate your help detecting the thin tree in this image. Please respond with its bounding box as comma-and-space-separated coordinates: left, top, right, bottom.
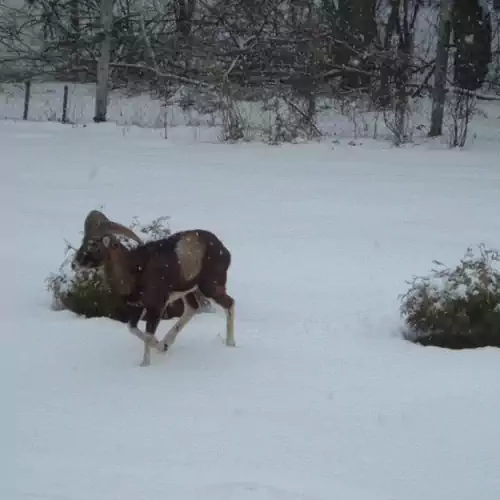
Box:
429, 0, 452, 137
94, 0, 113, 122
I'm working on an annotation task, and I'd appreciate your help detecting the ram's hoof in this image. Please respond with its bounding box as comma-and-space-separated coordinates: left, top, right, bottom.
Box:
157, 342, 169, 353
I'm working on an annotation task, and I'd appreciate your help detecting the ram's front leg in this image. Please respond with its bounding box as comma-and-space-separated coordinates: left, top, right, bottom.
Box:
140, 308, 162, 367
126, 306, 158, 346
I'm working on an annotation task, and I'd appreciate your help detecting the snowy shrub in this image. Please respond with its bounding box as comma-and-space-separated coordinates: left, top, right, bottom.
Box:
219, 96, 246, 142
46, 215, 177, 322
447, 90, 477, 148
400, 244, 500, 349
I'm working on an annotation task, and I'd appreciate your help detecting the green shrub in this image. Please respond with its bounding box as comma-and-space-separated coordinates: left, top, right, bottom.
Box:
399, 244, 500, 349
46, 215, 214, 321
47, 262, 129, 321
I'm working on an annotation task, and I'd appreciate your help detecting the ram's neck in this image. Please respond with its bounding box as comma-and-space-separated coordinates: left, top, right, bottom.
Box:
103, 248, 135, 297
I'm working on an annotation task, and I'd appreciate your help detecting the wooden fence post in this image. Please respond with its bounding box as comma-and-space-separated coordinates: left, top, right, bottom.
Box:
62, 85, 69, 123
23, 81, 31, 120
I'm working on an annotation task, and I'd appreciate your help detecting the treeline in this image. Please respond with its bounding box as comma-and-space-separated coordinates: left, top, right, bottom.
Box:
0, 0, 498, 143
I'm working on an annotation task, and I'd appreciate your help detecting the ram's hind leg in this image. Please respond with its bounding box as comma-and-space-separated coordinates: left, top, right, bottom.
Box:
217, 292, 235, 347
200, 280, 235, 347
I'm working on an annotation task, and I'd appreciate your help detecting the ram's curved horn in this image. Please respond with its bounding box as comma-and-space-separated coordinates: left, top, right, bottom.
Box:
83, 210, 111, 235
93, 219, 143, 245
82, 210, 143, 245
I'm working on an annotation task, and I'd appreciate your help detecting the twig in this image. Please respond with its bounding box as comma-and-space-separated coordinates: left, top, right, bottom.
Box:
282, 95, 322, 137
108, 62, 214, 89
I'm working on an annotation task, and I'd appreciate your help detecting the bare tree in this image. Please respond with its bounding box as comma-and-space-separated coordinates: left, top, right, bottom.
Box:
429, 0, 452, 137
94, 0, 113, 122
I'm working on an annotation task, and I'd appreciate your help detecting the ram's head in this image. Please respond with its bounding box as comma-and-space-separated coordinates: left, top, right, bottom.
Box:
72, 210, 143, 270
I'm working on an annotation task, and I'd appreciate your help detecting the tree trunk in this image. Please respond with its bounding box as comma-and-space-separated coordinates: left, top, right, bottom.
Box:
94, 0, 114, 123
429, 0, 452, 137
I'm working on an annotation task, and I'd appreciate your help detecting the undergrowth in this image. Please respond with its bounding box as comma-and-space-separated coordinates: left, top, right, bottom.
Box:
400, 244, 500, 349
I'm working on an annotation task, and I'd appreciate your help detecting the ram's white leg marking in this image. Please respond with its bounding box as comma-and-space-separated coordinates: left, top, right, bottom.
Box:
128, 309, 159, 347
128, 325, 146, 341
157, 301, 197, 352
225, 302, 235, 347
140, 335, 155, 367
155, 287, 199, 353
128, 325, 159, 347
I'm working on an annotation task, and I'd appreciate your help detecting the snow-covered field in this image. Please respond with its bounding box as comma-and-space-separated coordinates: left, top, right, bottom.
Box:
3, 119, 500, 500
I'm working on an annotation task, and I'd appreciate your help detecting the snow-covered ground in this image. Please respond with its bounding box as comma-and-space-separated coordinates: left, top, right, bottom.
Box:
3, 119, 500, 500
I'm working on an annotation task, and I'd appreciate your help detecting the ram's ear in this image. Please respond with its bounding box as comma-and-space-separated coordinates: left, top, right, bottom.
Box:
102, 235, 111, 248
